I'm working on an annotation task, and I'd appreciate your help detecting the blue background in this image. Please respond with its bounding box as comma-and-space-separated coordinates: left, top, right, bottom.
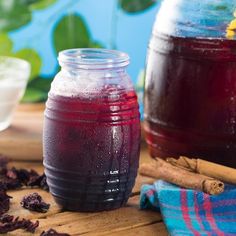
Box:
9, 0, 160, 84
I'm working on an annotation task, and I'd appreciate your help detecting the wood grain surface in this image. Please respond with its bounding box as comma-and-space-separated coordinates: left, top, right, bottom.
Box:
0, 104, 168, 236
0, 104, 44, 161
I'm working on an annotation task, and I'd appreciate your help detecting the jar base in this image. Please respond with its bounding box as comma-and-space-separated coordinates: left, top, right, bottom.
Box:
53, 195, 128, 212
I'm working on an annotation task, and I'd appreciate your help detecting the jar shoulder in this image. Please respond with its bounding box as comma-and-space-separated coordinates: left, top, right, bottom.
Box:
50, 69, 134, 97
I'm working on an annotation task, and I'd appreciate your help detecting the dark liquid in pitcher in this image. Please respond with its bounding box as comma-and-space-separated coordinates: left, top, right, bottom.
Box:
43, 87, 140, 211
144, 34, 236, 167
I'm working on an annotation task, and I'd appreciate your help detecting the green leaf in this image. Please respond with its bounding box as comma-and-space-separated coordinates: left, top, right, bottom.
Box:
53, 14, 90, 53
29, 0, 57, 10
0, 34, 13, 55
0, 0, 31, 31
21, 87, 47, 103
14, 48, 42, 81
22, 77, 52, 102
88, 41, 104, 49
136, 69, 145, 90
119, 0, 156, 13
21, 0, 38, 5
214, 5, 228, 11
28, 77, 52, 92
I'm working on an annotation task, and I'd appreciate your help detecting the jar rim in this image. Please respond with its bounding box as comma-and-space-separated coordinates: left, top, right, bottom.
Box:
58, 48, 130, 69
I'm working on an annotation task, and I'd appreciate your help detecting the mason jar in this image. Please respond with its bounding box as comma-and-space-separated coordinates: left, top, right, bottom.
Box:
43, 49, 141, 211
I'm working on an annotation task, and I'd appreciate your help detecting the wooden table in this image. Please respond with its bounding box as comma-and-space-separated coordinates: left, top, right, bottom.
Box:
0, 104, 168, 236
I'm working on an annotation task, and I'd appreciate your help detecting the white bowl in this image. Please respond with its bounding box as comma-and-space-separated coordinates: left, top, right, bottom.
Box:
0, 56, 30, 131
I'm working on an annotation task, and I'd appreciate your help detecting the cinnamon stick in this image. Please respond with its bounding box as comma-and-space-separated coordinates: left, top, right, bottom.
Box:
139, 158, 224, 195
167, 156, 236, 185
167, 156, 197, 172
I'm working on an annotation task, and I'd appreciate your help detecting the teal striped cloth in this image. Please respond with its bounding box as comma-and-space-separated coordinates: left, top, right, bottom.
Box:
140, 180, 236, 236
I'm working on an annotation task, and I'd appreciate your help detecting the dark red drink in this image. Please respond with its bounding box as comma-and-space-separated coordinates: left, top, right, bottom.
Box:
43, 86, 140, 211
144, 34, 236, 167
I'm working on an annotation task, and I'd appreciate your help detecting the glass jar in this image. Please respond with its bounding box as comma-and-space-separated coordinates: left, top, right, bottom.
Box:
0, 57, 30, 131
43, 49, 141, 212
144, 0, 236, 167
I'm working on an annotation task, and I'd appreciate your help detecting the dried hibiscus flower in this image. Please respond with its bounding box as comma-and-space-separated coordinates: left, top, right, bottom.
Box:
14, 168, 38, 185
28, 173, 49, 191
0, 155, 9, 170
5, 167, 40, 186
0, 214, 14, 223
40, 228, 70, 236
0, 157, 22, 190
0, 168, 23, 190
0, 214, 39, 233
0, 190, 12, 215
21, 192, 50, 213
0, 161, 48, 191
0, 177, 22, 190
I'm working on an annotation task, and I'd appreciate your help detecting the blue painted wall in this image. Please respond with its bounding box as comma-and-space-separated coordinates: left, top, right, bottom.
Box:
9, 0, 159, 84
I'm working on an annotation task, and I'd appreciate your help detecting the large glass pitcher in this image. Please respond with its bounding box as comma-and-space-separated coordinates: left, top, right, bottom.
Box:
144, 0, 236, 167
